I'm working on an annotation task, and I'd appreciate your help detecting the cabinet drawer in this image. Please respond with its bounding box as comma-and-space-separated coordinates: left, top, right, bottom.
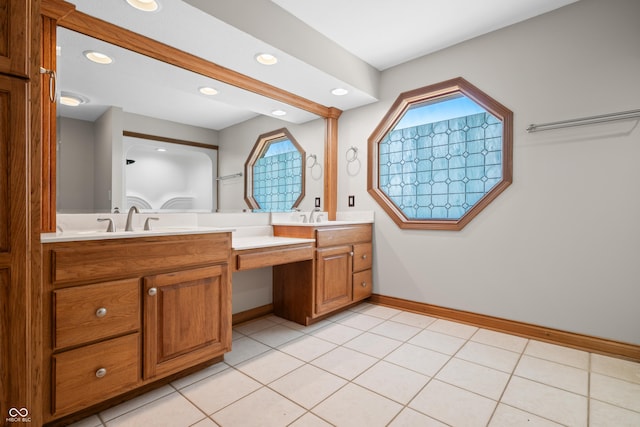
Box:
353, 270, 373, 301
235, 245, 314, 271
48, 233, 230, 285
316, 224, 371, 247
54, 279, 140, 350
353, 243, 372, 272
53, 333, 140, 415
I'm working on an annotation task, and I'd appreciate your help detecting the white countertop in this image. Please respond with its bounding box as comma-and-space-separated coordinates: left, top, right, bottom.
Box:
232, 235, 315, 251
41, 226, 233, 243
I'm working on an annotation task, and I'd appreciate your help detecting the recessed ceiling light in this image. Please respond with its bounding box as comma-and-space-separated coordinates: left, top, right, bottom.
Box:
331, 88, 349, 96
84, 50, 113, 64
199, 86, 218, 96
59, 92, 88, 107
271, 109, 287, 116
125, 0, 159, 12
156, 148, 167, 152
255, 53, 278, 65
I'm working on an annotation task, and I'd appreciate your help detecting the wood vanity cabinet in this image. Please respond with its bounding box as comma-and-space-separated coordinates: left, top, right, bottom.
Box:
273, 223, 373, 325
42, 233, 232, 422
0, 0, 29, 77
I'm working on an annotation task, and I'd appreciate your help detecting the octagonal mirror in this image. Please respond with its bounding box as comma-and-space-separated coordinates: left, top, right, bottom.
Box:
368, 77, 513, 230
245, 128, 305, 212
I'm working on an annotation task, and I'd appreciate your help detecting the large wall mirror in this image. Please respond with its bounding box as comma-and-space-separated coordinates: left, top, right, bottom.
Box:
50, 9, 333, 218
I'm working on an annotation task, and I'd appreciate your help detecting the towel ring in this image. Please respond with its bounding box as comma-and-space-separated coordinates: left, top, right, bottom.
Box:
346, 146, 358, 162
307, 154, 318, 168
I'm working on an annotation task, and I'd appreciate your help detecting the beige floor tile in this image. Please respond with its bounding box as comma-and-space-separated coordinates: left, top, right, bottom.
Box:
409, 379, 497, 427
212, 387, 304, 427
501, 376, 587, 426
384, 343, 450, 376
233, 317, 278, 335
456, 341, 521, 373
524, 340, 589, 369
296, 318, 332, 333
343, 331, 402, 358
309, 322, 363, 344
589, 399, 640, 427
191, 418, 218, 427
277, 334, 337, 362
100, 385, 174, 421
231, 329, 244, 341
369, 320, 422, 342
289, 412, 333, 427
436, 358, 510, 400
248, 323, 304, 347
235, 349, 304, 384
222, 336, 270, 366
353, 360, 429, 404
180, 368, 261, 415
313, 383, 402, 427
171, 361, 229, 390
388, 408, 448, 426
408, 329, 466, 355
590, 372, 640, 412
591, 353, 640, 385
355, 304, 403, 319
427, 318, 478, 339
514, 355, 588, 395
389, 311, 437, 328
105, 392, 204, 427
471, 328, 528, 353
336, 312, 385, 331
311, 346, 378, 380
269, 364, 347, 409
488, 404, 563, 426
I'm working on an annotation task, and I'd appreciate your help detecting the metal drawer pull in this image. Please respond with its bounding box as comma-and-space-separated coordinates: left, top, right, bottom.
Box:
95, 307, 107, 318
349, 251, 354, 257
95, 368, 107, 378
148, 287, 157, 296
361, 282, 367, 287
361, 254, 367, 259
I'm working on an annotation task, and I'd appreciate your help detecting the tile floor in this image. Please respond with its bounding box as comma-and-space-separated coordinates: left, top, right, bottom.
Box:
69, 303, 640, 427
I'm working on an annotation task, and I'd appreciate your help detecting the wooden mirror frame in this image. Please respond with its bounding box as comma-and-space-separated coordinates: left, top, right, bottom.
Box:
40, 0, 342, 231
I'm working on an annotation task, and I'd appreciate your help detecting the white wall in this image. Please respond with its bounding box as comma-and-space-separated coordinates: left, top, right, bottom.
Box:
57, 117, 95, 213
336, 0, 640, 344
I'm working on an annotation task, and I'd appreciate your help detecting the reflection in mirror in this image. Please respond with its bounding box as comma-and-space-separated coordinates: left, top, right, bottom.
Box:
244, 129, 305, 212
124, 133, 218, 212
55, 27, 322, 214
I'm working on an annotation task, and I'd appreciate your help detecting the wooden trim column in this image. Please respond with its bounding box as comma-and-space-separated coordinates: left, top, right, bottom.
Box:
324, 108, 342, 220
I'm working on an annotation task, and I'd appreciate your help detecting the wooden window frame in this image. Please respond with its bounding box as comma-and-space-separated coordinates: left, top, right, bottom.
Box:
244, 128, 306, 211
367, 77, 513, 230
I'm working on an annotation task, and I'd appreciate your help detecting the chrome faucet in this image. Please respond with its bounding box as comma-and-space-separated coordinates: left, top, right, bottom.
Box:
97, 218, 115, 232
125, 206, 139, 231
308, 207, 321, 223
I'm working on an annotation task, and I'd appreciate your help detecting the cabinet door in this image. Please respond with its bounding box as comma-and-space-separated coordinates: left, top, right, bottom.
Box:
315, 245, 353, 315
0, 0, 29, 76
143, 265, 231, 379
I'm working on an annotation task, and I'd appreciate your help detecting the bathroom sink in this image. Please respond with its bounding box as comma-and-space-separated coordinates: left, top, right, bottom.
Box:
41, 226, 233, 243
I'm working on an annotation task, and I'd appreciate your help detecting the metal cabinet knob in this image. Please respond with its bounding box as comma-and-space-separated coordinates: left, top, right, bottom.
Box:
148, 287, 157, 296
361, 282, 367, 288
361, 254, 367, 259
95, 307, 107, 318
349, 251, 354, 257
95, 368, 107, 378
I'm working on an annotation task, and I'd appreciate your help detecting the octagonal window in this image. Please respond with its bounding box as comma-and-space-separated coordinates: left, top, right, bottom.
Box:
245, 128, 305, 212
368, 77, 513, 230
